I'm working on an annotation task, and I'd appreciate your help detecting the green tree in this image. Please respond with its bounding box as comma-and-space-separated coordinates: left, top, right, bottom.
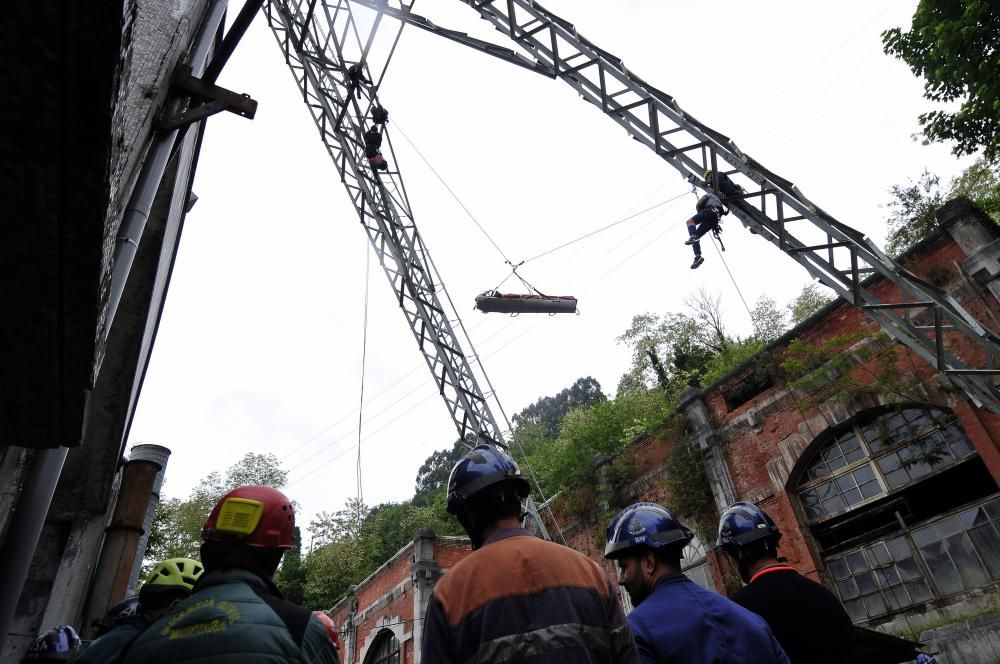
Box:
787, 283, 834, 325
413, 439, 467, 501
274, 527, 306, 604
302, 536, 367, 609
884, 160, 1000, 256
617, 289, 733, 395
749, 295, 787, 344
512, 377, 606, 438
884, 169, 944, 256
882, 1, 1000, 161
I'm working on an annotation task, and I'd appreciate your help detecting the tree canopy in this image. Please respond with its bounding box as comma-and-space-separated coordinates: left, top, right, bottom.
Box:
883, 159, 1000, 256
512, 377, 606, 438
883, 0, 1000, 161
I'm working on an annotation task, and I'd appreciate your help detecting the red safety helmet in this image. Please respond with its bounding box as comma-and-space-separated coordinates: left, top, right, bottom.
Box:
202, 485, 295, 549
313, 611, 341, 652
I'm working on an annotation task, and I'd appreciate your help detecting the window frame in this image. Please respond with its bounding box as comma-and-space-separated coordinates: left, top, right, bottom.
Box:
797, 408, 977, 523
363, 629, 400, 664
823, 494, 1000, 622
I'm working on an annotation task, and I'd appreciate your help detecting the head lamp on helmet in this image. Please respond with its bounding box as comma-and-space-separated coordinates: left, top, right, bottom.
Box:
202, 485, 295, 549
717, 501, 781, 553
445, 445, 530, 515
604, 502, 693, 560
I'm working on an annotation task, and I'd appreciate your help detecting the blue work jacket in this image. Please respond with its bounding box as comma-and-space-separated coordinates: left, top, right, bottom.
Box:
626, 573, 790, 664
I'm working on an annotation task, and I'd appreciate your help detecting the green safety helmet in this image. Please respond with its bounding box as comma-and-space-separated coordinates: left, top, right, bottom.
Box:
141, 557, 204, 595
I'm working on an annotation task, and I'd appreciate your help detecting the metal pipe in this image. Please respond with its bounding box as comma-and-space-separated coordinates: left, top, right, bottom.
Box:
0, 447, 70, 645
103, 0, 228, 339
81, 454, 164, 637
125, 445, 171, 595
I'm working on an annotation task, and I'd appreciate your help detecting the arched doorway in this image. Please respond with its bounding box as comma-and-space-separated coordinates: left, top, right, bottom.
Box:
363, 629, 400, 664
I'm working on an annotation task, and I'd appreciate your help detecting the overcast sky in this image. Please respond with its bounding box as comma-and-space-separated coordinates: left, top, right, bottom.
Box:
128, 0, 978, 538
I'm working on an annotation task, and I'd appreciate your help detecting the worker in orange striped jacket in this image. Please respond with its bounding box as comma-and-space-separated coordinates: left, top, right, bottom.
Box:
420, 444, 639, 663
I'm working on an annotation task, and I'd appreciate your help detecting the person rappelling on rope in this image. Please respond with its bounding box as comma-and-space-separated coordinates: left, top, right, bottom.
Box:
364, 125, 388, 172
346, 63, 372, 99
684, 190, 726, 269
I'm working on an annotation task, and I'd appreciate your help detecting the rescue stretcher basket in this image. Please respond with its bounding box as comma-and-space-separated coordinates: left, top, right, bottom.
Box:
474, 291, 578, 314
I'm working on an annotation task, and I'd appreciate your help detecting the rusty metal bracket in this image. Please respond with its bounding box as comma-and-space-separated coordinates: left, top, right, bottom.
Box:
154, 64, 257, 130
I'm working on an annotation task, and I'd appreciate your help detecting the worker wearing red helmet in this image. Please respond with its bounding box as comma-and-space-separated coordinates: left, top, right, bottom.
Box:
120, 485, 340, 664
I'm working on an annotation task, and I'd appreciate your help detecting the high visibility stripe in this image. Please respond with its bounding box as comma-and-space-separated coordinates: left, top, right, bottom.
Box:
469, 622, 629, 664
749, 565, 797, 584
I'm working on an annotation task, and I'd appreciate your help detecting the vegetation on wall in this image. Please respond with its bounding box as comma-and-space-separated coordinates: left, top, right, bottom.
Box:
663, 439, 717, 543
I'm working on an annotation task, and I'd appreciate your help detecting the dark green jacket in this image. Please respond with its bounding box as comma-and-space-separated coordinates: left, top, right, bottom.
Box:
120, 568, 339, 664
74, 616, 147, 664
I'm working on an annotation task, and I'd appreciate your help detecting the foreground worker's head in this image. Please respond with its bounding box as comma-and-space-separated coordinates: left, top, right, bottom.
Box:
22, 625, 81, 663
201, 485, 295, 578
605, 502, 694, 607
138, 557, 204, 620
446, 444, 530, 549
717, 501, 782, 583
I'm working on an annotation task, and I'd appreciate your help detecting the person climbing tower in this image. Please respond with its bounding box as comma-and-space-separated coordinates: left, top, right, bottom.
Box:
364, 125, 388, 172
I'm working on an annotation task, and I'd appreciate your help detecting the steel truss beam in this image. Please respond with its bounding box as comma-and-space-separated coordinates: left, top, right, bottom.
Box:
379, 0, 1000, 412
264, 0, 509, 447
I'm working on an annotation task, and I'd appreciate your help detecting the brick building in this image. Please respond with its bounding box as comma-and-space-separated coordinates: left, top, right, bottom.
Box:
328, 200, 1000, 664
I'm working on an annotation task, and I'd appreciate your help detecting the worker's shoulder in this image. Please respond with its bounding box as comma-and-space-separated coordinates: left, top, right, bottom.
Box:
437, 535, 608, 597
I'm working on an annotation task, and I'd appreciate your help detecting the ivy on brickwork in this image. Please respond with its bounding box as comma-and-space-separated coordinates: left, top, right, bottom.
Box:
663, 438, 718, 543
780, 330, 929, 413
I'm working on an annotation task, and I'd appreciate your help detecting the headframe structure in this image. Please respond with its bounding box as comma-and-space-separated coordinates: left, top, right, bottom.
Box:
262, 0, 1000, 534
349, 0, 1000, 413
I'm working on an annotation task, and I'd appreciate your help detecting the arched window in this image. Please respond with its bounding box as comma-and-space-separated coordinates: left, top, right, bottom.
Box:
682, 531, 712, 591
798, 407, 975, 521
795, 406, 1000, 623
363, 630, 400, 664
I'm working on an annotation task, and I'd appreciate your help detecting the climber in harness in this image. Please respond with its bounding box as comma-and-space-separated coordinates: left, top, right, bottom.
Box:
346, 63, 372, 99
371, 103, 389, 126
684, 191, 727, 269
364, 125, 388, 172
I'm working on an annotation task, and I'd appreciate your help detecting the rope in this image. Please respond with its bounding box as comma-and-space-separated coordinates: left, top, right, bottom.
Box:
711, 239, 760, 336
392, 121, 514, 265
521, 191, 690, 264
356, 245, 371, 505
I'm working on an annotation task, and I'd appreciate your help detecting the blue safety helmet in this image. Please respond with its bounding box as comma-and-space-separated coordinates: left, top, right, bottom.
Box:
446, 444, 530, 515
92, 596, 140, 637
716, 501, 781, 553
604, 502, 693, 560
24, 625, 81, 661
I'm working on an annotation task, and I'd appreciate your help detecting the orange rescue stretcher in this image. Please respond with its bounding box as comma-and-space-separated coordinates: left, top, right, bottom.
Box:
474, 291, 578, 314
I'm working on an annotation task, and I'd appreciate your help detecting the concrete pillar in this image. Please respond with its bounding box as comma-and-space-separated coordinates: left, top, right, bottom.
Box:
0, 447, 69, 651
411, 529, 441, 664
342, 589, 358, 664
125, 444, 170, 595
939, 198, 1000, 303
680, 387, 737, 511
80, 452, 163, 636
39, 514, 108, 632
